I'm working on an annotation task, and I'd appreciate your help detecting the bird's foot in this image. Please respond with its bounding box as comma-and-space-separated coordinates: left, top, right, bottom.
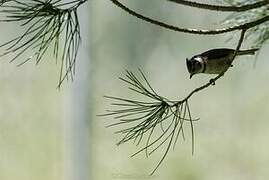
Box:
210, 79, 215, 85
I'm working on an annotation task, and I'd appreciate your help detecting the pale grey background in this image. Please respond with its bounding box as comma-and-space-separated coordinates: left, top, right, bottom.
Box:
0, 0, 269, 180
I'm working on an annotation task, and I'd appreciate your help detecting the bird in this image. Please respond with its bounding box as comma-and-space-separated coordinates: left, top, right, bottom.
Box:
186, 48, 259, 79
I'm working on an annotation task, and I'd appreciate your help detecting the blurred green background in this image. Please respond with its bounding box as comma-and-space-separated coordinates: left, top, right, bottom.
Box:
1, 0, 269, 180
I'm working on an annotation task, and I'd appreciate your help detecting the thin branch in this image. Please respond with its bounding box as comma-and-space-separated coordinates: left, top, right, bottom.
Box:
109, 0, 269, 35
167, 0, 269, 12
0, 0, 88, 87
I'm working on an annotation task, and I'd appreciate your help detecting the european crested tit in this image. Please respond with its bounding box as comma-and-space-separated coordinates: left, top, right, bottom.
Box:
186, 48, 259, 79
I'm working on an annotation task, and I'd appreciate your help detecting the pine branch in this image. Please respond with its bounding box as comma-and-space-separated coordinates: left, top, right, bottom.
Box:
109, 0, 269, 35
167, 0, 269, 12
0, 0, 88, 87
220, 0, 269, 47
101, 70, 199, 175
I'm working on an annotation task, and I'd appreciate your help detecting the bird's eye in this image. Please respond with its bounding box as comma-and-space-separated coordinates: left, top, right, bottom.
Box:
194, 61, 201, 68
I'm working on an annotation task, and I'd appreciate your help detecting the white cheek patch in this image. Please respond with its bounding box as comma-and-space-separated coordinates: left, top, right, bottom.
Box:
194, 57, 205, 73
194, 56, 203, 63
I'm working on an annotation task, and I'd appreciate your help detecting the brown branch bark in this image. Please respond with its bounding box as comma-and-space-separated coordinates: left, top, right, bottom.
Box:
109, 0, 269, 35
167, 0, 269, 12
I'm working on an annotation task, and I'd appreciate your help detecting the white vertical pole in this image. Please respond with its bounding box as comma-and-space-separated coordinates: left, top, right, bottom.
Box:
63, 2, 90, 180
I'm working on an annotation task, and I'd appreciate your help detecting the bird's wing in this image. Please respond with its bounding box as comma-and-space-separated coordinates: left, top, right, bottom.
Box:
200, 48, 234, 60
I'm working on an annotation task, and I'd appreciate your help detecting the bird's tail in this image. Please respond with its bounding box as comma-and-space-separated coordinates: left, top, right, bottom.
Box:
237, 48, 259, 56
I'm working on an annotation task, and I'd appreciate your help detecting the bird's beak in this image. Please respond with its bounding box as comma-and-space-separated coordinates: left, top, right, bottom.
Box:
190, 74, 193, 79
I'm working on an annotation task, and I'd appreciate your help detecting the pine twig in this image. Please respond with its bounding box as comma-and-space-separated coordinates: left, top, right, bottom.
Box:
109, 0, 269, 35
167, 0, 269, 12
0, 0, 88, 87
101, 70, 199, 175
